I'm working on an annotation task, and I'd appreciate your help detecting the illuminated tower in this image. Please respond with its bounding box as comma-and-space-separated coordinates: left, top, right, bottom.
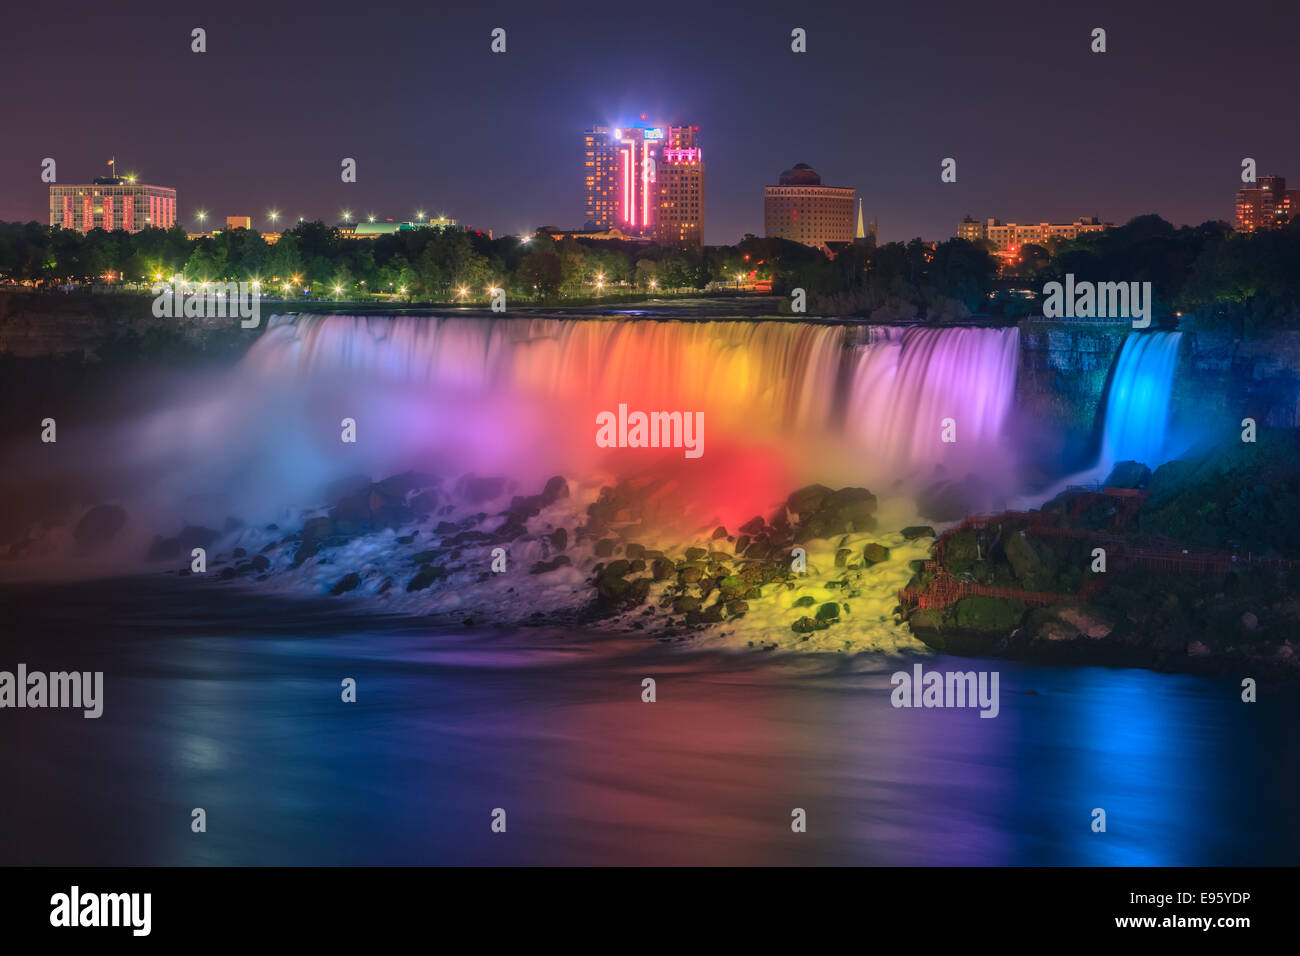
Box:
656, 125, 704, 246
583, 127, 620, 230
585, 122, 704, 244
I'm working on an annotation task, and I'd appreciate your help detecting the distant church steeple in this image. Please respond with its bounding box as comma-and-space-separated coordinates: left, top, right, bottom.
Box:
856, 197, 865, 240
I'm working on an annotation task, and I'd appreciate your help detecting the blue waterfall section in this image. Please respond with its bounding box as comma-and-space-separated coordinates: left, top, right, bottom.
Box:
1100, 331, 1182, 469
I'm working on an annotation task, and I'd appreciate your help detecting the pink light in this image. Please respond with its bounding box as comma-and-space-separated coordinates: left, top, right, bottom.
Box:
641, 141, 650, 228
622, 147, 631, 224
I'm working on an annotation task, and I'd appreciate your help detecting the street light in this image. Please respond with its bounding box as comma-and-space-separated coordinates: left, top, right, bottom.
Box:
196, 211, 207, 223
268, 210, 280, 225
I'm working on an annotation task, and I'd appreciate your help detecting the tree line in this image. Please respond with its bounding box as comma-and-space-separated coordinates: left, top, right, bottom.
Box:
2, 214, 1299, 332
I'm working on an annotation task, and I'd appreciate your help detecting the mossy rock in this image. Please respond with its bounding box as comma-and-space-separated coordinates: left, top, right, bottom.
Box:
944, 528, 980, 574
863, 543, 891, 565
718, 574, 745, 599
673, 595, 702, 613
792, 616, 817, 633
792, 595, 816, 608
685, 547, 708, 561
901, 525, 936, 540
816, 601, 841, 622
954, 595, 1027, 631
650, 557, 675, 580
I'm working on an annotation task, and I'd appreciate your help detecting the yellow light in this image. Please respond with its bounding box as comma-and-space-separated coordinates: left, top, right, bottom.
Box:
399, 286, 406, 294
333, 285, 343, 294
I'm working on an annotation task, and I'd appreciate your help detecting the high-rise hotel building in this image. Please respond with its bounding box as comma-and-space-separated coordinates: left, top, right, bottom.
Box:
583, 123, 704, 245
655, 126, 704, 246
50, 173, 177, 233
1235, 176, 1300, 233
764, 164, 855, 248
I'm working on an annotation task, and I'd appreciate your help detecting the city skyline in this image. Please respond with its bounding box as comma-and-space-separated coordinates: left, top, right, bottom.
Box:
3, 0, 1298, 244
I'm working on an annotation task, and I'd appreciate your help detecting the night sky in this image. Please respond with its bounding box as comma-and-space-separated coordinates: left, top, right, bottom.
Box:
3, 0, 1298, 244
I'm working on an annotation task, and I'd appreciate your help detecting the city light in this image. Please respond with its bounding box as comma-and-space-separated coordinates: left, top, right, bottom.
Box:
341, 211, 352, 222
368, 214, 376, 223
416, 210, 426, 222
196, 211, 207, 223
268, 210, 280, 224
333, 285, 343, 295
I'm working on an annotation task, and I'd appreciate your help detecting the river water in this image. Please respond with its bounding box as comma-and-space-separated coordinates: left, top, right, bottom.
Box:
2, 576, 1295, 866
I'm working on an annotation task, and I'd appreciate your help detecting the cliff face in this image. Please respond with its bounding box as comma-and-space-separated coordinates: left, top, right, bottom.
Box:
0, 290, 247, 359
1017, 320, 1300, 458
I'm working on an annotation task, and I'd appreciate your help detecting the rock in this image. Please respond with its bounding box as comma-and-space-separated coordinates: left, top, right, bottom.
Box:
529, 555, 571, 574
711, 526, 728, 540
330, 572, 362, 595
406, 564, 447, 591
835, 548, 851, 567
674, 596, 702, 613
541, 476, 569, 503
1055, 606, 1113, 639
624, 542, 644, 559
684, 547, 707, 561
701, 604, 724, 623
650, 557, 675, 580
302, 516, 334, 543
862, 543, 891, 565
250, 554, 270, 572
1187, 640, 1211, 657
787, 485, 833, 516
792, 616, 817, 633
901, 525, 936, 540
734, 535, 750, 555
739, 516, 765, 535
954, 596, 1027, 632
1242, 611, 1259, 631
603, 559, 631, 578
1102, 460, 1152, 490
1002, 530, 1043, 587
726, 600, 749, 616
594, 538, 616, 557
678, 565, 704, 585
435, 521, 459, 535
792, 595, 816, 608
816, 602, 841, 622
718, 575, 745, 599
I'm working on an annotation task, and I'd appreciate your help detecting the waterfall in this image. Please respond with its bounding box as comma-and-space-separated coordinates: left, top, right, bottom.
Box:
1099, 331, 1182, 469
249, 315, 1020, 479
842, 325, 1021, 472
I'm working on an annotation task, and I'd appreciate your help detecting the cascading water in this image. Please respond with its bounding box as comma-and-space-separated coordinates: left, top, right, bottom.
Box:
842, 325, 1021, 472
1099, 331, 1182, 469
1, 314, 1026, 576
